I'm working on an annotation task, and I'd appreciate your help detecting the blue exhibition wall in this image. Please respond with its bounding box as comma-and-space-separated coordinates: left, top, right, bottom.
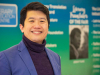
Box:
0, 0, 100, 75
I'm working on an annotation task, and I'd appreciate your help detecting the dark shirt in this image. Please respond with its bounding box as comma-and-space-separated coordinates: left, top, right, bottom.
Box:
23, 35, 54, 75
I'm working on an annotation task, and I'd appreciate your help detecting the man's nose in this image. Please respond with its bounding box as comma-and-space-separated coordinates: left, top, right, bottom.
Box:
33, 21, 41, 29
77, 37, 81, 41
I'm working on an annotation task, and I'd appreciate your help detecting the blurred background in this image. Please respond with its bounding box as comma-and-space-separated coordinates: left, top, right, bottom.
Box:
0, 0, 100, 75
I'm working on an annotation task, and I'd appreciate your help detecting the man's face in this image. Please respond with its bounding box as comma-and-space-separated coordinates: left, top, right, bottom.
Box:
73, 32, 81, 49
20, 10, 48, 44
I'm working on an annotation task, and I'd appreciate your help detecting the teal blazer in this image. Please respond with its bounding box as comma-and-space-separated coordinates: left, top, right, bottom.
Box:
0, 41, 61, 75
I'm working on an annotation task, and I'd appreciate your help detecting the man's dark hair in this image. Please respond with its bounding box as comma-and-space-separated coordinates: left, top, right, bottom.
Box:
70, 28, 81, 39
20, 2, 50, 27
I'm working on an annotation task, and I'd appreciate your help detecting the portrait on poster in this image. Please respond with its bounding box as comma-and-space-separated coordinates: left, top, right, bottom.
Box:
69, 25, 88, 60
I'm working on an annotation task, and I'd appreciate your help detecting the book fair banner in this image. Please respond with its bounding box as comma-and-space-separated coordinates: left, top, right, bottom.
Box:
0, 0, 100, 75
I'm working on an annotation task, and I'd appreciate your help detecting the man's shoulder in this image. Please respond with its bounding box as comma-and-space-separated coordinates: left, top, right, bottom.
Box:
45, 47, 58, 55
0, 41, 22, 56
45, 47, 60, 58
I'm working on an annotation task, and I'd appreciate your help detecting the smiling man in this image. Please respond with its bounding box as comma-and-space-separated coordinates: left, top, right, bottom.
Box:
0, 2, 61, 75
20, 10, 48, 44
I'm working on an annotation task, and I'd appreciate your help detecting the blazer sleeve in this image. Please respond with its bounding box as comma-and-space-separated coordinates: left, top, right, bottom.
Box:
0, 52, 12, 75
58, 55, 61, 74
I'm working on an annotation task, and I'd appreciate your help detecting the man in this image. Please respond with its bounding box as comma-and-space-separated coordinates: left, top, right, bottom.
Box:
70, 28, 81, 59
0, 2, 61, 75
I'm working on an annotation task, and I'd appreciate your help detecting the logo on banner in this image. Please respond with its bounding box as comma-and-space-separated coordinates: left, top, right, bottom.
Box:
0, 4, 17, 27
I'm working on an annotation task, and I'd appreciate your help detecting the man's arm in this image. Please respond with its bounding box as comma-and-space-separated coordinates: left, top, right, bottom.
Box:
0, 52, 12, 75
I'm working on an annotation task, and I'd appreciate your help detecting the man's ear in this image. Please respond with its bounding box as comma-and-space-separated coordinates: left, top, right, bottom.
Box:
20, 24, 24, 33
47, 25, 49, 34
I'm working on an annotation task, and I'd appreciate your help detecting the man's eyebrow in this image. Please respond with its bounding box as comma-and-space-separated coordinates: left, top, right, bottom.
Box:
28, 17, 35, 20
40, 18, 46, 20
28, 17, 46, 20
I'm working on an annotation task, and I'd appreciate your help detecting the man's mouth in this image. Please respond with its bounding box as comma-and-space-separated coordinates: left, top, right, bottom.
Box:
31, 31, 42, 34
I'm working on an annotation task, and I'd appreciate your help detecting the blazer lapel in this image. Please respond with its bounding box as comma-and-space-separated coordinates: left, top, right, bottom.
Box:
18, 41, 37, 75
45, 48, 60, 75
